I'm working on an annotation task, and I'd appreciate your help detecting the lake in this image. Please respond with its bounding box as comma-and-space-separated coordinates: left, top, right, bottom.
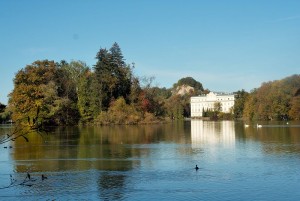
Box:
1, 120, 300, 200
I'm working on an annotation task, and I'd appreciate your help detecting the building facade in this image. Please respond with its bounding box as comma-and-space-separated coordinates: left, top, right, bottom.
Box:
190, 92, 235, 117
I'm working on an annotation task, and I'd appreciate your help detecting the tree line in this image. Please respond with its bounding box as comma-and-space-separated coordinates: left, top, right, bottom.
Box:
2, 43, 204, 125
240, 75, 300, 120
1, 43, 299, 124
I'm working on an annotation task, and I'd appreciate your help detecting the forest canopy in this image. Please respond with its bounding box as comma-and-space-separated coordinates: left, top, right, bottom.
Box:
242, 74, 300, 120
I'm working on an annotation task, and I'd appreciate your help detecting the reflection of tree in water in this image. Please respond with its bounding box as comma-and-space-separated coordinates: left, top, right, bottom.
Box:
10, 122, 193, 172
98, 172, 127, 201
12, 126, 81, 173
56, 126, 81, 170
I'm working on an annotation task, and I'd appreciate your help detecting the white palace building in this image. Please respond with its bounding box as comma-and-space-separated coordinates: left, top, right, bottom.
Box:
190, 92, 235, 117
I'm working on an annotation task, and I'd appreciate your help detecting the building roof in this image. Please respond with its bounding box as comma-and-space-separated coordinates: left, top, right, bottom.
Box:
194, 91, 234, 97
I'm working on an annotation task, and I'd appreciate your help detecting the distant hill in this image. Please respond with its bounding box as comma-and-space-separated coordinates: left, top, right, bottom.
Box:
172, 77, 204, 96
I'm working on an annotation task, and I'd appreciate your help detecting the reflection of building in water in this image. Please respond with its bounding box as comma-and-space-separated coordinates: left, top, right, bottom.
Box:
190, 92, 235, 117
191, 120, 235, 148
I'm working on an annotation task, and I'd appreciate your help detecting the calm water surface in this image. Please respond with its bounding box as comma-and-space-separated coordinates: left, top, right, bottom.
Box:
0, 120, 300, 200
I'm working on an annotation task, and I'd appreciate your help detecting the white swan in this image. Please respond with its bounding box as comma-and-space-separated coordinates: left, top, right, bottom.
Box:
257, 124, 262, 128
244, 124, 249, 127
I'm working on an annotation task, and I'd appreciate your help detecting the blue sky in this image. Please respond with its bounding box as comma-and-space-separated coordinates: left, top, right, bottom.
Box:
1, 0, 300, 104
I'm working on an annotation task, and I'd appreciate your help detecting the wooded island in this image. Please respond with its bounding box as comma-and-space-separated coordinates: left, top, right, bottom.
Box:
0, 43, 299, 125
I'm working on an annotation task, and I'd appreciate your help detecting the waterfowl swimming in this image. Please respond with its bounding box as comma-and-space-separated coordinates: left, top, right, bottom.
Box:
195, 165, 199, 170
42, 174, 47, 180
244, 124, 249, 127
257, 124, 262, 128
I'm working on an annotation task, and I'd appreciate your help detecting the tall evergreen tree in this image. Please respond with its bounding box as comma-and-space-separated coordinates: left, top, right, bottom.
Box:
93, 43, 132, 112
94, 48, 112, 111
109, 42, 132, 101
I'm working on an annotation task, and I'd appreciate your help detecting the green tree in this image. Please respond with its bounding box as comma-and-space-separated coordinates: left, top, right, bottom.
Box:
93, 43, 133, 112
77, 70, 95, 123
57, 60, 89, 124
109, 42, 132, 101
233, 90, 249, 119
94, 48, 111, 111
